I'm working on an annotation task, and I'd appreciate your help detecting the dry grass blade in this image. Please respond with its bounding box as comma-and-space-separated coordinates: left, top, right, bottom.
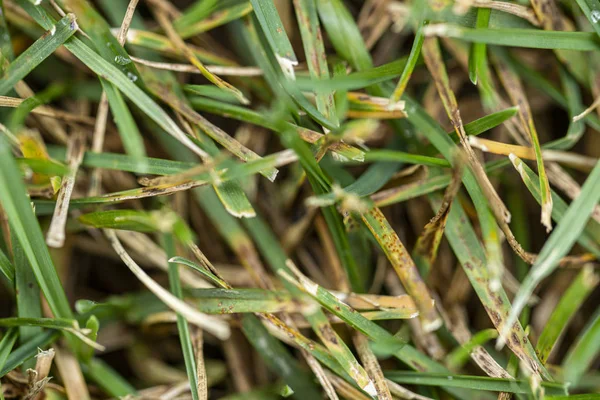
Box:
413, 156, 464, 276
191, 328, 207, 400
421, 37, 511, 225
130, 56, 264, 76
304, 305, 376, 396
304, 351, 340, 400
468, 137, 598, 172
473, 0, 541, 26
446, 306, 512, 378
0, 95, 95, 125
433, 193, 550, 379
361, 207, 442, 332
323, 370, 371, 400
573, 94, 600, 122
105, 229, 230, 340
353, 333, 392, 400
46, 131, 85, 248
116, 0, 140, 45
54, 347, 90, 400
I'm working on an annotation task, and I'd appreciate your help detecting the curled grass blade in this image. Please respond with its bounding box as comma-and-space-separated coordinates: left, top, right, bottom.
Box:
105, 229, 230, 340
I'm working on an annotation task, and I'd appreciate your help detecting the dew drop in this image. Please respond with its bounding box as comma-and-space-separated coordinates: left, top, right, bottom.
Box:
114, 55, 132, 65
592, 10, 600, 23
126, 71, 138, 82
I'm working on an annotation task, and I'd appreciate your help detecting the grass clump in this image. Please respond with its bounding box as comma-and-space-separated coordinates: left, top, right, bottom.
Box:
0, 0, 599, 399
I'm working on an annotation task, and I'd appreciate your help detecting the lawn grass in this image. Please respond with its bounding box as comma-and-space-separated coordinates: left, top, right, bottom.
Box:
0, 0, 599, 399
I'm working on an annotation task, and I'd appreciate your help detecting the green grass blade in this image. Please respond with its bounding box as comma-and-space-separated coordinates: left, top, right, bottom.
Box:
162, 233, 200, 400
536, 266, 599, 364
213, 180, 256, 218
169, 256, 229, 289
501, 158, 600, 344
385, 372, 568, 395
101, 81, 147, 159
446, 329, 498, 371
575, 0, 600, 38
12, 232, 43, 352
509, 156, 600, 255
294, 0, 337, 125
389, 20, 426, 104
175, 1, 252, 39
424, 24, 600, 51
187, 96, 363, 161
47, 145, 194, 175
431, 192, 550, 379
249, 0, 298, 76
0, 13, 77, 95
174, 0, 218, 31
241, 315, 322, 399
0, 328, 18, 370
0, 136, 72, 320
17, 0, 207, 160
562, 308, 600, 385
317, 0, 372, 70
0, 330, 59, 377
468, 8, 491, 85
0, 248, 14, 285
0, 0, 14, 63
362, 150, 450, 168
82, 358, 136, 397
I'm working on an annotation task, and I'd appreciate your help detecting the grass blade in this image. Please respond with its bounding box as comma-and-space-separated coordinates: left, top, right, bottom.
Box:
105, 229, 230, 340
501, 157, 600, 349
0, 136, 72, 320
562, 308, 600, 385
389, 20, 426, 104
0, 14, 78, 95
495, 57, 553, 231
385, 372, 567, 395
250, 0, 298, 78
162, 233, 201, 400
536, 266, 599, 364
424, 24, 600, 51
576, 0, 600, 37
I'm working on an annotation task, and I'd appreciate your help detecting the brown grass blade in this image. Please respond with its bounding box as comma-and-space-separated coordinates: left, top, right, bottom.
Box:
421, 37, 511, 225
46, 131, 85, 247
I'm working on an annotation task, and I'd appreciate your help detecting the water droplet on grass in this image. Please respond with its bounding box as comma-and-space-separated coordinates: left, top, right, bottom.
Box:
114, 55, 132, 65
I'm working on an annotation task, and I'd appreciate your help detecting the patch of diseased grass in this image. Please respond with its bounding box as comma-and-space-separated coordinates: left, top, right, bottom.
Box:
0, 0, 598, 399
